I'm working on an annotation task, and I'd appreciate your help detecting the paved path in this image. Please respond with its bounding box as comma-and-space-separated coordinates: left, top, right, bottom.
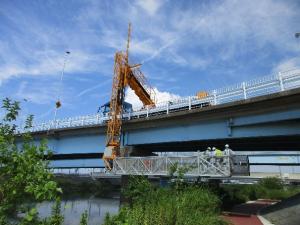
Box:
222, 199, 278, 225
223, 214, 263, 225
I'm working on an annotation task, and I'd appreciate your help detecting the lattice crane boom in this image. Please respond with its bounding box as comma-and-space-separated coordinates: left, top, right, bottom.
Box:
103, 24, 155, 170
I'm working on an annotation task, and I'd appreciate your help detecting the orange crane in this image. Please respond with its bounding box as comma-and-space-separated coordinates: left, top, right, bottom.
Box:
103, 23, 155, 170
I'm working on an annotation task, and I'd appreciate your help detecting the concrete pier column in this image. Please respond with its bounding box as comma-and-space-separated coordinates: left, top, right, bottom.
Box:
207, 179, 221, 192
120, 175, 130, 205
159, 176, 170, 187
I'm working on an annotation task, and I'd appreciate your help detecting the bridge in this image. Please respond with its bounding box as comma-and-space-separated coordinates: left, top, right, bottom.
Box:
18, 69, 300, 173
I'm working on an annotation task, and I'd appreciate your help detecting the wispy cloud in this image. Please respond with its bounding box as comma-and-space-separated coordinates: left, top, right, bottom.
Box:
15, 81, 57, 105
0, 2, 112, 84
272, 57, 300, 73
141, 37, 179, 64
77, 79, 111, 97
1, 0, 299, 81
134, 0, 166, 16
1, 0, 300, 121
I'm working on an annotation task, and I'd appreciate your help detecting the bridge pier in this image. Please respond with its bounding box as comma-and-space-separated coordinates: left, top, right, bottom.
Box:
159, 176, 169, 187
120, 175, 130, 205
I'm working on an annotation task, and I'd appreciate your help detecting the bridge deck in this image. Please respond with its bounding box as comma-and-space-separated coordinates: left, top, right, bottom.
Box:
19, 69, 300, 133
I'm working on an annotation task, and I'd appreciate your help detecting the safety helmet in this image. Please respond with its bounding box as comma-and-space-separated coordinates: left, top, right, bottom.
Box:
207, 147, 211, 150
225, 144, 229, 148
212, 147, 216, 150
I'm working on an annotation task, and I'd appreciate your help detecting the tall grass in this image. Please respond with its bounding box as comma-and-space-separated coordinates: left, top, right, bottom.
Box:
104, 176, 227, 225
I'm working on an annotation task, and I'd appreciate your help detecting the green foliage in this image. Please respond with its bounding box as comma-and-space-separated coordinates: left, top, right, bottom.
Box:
104, 177, 227, 225
1, 98, 20, 122
220, 177, 300, 209
24, 115, 34, 130
19, 208, 40, 225
0, 98, 61, 223
79, 210, 88, 225
0, 98, 20, 139
258, 177, 284, 190
122, 176, 153, 203
168, 162, 195, 191
48, 198, 64, 225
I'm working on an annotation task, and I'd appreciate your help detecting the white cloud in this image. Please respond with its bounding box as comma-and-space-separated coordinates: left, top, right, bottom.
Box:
153, 87, 181, 103
272, 57, 300, 73
125, 86, 181, 110
135, 0, 165, 16
127, 0, 299, 72
0, 3, 113, 84
0, 43, 111, 83
2, 0, 298, 83
1, 0, 300, 101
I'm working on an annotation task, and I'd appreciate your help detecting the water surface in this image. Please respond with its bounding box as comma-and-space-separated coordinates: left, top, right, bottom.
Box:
37, 197, 119, 225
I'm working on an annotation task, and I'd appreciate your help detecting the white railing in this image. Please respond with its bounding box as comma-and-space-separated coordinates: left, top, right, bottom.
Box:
113, 155, 232, 177
51, 167, 106, 176
18, 69, 300, 133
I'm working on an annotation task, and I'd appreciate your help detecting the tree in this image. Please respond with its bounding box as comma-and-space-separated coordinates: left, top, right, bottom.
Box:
0, 98, 61, 222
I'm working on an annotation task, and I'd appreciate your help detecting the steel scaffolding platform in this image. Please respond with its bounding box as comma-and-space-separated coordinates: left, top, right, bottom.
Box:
113, 155, 232, 177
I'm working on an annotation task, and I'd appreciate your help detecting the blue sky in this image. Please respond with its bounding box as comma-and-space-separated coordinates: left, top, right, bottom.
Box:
1, 0, 300, 124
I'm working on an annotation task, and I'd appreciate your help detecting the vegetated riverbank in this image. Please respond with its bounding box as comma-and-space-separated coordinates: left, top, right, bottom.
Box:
104, 176, 228, 225
103, 176, 300, 225
219, 177, 300, 210
7, 174, 300, 225
14, 177, 121, 225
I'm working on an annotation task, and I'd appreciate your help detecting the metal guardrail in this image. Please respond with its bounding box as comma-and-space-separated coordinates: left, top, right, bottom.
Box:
113, 155, 232, 177
51, 167, 106, 176
19, 69, 300, 133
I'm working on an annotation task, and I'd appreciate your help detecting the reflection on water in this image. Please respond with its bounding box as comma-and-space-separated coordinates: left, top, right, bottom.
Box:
37, 197, 119, 225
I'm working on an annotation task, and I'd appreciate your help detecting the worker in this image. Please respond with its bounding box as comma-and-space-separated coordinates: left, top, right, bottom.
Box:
215, 147, 223, 157
205, 147, 211, 156
213, 147, 222, 167
210, 147, 216, 157
224, 144, 235, 173
211, 147, 217, 156
224, 144, 235, 156
211, 147, 216, 164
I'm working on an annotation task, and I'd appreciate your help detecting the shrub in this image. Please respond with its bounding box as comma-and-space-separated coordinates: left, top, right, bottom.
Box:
258, 177, 284, 190
79, 210, 88, 225
0, 98, 61, 223
104, 177, 227, 225
220, 177, 300, 209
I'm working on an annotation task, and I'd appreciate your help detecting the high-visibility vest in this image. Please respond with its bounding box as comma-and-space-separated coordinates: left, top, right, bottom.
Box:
215, 149, 223, 156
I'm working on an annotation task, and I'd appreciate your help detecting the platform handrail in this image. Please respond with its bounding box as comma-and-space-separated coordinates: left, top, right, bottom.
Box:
112, 155, 232, 177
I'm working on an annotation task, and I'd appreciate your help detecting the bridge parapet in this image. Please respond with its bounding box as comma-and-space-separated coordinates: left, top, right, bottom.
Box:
19, 68, 300, 133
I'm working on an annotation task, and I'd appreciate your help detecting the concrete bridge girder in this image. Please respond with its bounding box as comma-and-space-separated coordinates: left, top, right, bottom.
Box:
122, 89, 300, 149
25, 88, 300, 167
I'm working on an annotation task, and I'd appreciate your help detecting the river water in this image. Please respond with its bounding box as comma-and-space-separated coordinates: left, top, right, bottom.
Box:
36, 197, 120, 225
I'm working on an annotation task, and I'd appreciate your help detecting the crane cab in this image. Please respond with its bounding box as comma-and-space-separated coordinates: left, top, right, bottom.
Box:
99, 101, 133, 117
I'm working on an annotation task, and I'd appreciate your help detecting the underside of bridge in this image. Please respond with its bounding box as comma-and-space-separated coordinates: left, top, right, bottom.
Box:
130, 135, 300, 156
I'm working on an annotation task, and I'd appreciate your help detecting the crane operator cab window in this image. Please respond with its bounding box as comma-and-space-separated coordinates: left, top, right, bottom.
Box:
98, 101, 133, 117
